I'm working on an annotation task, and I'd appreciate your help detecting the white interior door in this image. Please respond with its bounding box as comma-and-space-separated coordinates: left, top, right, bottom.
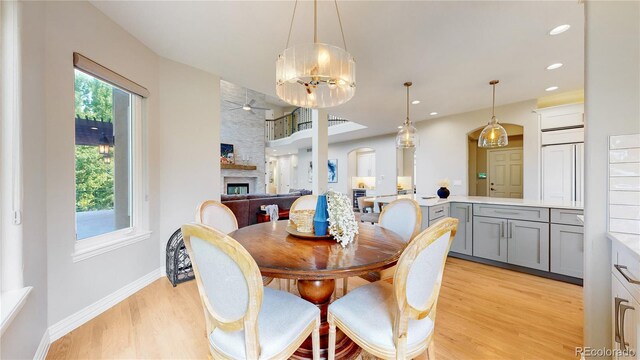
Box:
542, 144, 574, 202
278, 157, 291, 194
488, 148, 523, 198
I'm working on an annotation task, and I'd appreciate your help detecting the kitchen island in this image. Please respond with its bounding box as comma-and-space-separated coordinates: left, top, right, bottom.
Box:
364, 194, 584, 284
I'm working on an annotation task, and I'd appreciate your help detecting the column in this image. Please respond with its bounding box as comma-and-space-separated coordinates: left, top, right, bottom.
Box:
312, 109, 328, 194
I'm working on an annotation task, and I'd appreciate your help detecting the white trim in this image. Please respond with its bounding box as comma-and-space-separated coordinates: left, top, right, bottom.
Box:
33, 329, 50, 360
48, 267, 162, 342
0, 286, 32, 336
72, 230, 152, 262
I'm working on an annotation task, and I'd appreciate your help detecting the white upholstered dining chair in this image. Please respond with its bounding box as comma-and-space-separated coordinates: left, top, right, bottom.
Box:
196, 200, 274, 286
290, 194, 318, 212
196, 200, 238, 234
342, 198, 422, 296
376, 198, 422, 281
327, 217, 459, 360
181, 223, 321, 360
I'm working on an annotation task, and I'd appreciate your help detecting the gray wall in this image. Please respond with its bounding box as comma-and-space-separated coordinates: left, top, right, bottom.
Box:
584, 0, 640, 350
220, 80, 266, 193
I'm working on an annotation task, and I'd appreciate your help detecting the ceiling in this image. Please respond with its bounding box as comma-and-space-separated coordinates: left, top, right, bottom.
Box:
91, 1, 585, 139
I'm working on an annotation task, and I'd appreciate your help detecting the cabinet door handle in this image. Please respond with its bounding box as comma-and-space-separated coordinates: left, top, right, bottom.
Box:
494, 210, 519, 215
500, 222, 505, 238
466, 206, 470, 223
435, 209, 444, 214
615, 297, 624, 344
509, 222, 514, 239
620, 302, 635, 350
615, 264, 640, 285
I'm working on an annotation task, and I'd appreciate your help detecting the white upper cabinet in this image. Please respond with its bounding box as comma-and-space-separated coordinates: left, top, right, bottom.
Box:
357, 152, 376, 177
538, 103, 584, 131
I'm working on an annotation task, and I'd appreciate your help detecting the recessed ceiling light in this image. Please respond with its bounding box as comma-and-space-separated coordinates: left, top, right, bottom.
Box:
397, 126, 403, 129
546, 63, 563, 70
545, 86, 559, 92
549, 24, 570, 36
429, 112, 438, 116
411, 100, 420, 105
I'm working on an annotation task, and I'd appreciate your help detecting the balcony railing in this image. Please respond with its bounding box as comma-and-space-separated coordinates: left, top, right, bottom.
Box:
265, 108, 349, 141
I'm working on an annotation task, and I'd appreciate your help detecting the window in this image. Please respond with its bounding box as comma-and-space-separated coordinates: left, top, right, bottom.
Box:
74, 70, 133, 240
72, 54, 150, 261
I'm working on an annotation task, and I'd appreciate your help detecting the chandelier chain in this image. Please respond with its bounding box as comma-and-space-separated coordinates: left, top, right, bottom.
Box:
285, 0, 299, 49
334, 0, 348, 51
314, 0, 318, 43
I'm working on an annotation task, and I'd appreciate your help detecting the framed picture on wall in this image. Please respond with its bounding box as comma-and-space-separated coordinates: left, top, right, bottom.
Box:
221, 143, 234, 164
328, 159, 338, 183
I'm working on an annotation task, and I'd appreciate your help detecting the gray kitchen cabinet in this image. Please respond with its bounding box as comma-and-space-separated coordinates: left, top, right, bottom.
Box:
450, 203, 473, 255
551, 224, 584, 278
507, 220, 550, 271
473, 216, 507, 262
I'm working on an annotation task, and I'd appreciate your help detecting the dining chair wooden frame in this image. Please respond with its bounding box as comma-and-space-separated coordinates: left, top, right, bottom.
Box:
182, 223, 320, 360
328, 217, 459, 360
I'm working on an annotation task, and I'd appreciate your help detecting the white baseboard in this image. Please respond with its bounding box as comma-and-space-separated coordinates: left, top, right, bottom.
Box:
48, 267, 163, 342
33, 329, 50, 360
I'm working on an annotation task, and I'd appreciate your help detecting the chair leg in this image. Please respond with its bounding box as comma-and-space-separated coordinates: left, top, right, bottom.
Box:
328, 313, 337, 360
312, 317, 320, 360
427, 341, 436, 360
342, 278, 349, 296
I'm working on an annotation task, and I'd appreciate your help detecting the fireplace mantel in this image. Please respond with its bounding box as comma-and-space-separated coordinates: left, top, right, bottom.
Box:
221, 164, 257, 170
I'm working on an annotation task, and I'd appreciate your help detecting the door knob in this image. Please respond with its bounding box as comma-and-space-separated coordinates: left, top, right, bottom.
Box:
491, 188, 496, 191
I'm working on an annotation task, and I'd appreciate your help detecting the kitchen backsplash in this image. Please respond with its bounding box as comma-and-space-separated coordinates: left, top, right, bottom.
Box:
609, 133, 640, 234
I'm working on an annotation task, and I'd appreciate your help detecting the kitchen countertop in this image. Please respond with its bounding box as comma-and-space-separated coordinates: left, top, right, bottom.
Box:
363, 194, 584, 210
608, 232, 640, 261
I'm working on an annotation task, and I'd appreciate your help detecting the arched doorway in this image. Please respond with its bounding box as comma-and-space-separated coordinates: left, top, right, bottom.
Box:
467, 124, 524, 198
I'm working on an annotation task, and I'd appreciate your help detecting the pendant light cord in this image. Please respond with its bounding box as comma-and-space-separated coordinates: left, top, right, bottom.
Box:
492, 83, 496, 118
314, 0, 318, 43
285, 0, 298, 49
285, 0, 348, 50
334, 0, 348, 51
406, 85, 410, 124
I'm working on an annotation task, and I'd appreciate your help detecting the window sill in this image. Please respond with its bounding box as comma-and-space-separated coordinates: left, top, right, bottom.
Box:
1, 287, 33, 337
72, 230, 152, 262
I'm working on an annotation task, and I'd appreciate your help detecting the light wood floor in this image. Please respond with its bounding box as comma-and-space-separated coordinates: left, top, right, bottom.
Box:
47, 258, 583, 359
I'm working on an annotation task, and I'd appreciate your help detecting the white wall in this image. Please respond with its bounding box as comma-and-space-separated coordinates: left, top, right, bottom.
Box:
157, 58, 221, 269
44, 1, 161, 326
0, 2, 49, 359
584, 0, 640, 350
296, 135, 398, 197
0, 3, 223, 352
414, 99, 540, 198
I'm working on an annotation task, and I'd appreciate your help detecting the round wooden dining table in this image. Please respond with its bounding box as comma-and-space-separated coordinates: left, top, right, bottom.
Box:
229, 220, 406, 360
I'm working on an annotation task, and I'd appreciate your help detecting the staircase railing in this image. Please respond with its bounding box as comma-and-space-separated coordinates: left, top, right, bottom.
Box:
265, 108, 350, 141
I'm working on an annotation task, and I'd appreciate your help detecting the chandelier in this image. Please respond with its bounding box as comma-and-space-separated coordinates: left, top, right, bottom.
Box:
276, 0, 356, 108
478, 80, 509, 148
396, 82, 418, 149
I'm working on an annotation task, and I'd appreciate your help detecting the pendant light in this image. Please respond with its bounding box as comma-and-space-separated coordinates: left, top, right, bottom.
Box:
478, 80, 509, 148
396, 82, 418, 149
276, 0, 356, 108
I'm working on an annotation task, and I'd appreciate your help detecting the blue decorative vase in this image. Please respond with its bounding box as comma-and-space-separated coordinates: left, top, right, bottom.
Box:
437, 187, 450, 199
314, 195, 330, 236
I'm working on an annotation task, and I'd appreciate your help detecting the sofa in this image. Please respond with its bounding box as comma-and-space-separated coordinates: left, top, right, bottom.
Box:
221, 189, 312, 228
